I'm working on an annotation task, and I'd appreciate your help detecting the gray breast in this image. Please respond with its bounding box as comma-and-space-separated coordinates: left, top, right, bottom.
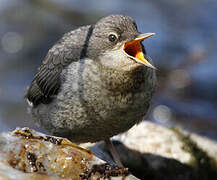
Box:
31, 58, 156, 143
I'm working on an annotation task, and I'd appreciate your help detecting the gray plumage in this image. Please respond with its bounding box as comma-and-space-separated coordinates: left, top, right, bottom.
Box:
26, 14, 156, 143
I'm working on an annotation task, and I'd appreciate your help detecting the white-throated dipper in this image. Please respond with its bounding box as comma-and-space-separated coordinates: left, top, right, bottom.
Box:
26, 14, 156, 167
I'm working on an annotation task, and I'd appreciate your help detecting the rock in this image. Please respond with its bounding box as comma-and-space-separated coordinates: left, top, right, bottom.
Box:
89, 121, 217, 180
0, 127, 139, 180
0, 123, 217, 180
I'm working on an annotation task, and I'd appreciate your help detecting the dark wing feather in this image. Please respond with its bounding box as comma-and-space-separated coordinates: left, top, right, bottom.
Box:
26, 48, 73, 106
26, 25, 94, 106
26, 37, 83, 106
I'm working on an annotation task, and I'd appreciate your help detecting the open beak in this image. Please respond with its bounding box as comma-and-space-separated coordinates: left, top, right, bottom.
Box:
123, 32, 156, 69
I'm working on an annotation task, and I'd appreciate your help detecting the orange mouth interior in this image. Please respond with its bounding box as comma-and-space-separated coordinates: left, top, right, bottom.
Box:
124, 40, 145, 61
123, 39, 156, 69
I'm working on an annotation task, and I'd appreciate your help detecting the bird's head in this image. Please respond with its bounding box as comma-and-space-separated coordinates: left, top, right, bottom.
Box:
87, 14, 155, 71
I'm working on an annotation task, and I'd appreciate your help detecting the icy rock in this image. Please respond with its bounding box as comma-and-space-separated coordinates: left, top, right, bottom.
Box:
0, 127, 139, 180
89, 121, 217, 180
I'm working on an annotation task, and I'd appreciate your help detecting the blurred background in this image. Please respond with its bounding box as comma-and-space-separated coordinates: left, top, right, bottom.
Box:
0, 0, 217, 140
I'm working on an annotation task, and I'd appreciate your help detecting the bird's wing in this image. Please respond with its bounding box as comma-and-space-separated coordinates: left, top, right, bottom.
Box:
26, 43, 78, 106
26, 25, 95, 106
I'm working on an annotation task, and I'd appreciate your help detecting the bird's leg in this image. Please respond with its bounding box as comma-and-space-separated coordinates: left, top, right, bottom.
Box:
105, 138, 124, 167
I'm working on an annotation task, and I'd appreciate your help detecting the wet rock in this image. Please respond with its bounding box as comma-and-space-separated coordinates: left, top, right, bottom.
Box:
89, 121, 217, 180
0, 123, 216, 180
0, 127, 139, 180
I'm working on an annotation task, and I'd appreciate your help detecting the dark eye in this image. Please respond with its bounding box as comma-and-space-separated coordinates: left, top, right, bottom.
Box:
108, 33, 118, 42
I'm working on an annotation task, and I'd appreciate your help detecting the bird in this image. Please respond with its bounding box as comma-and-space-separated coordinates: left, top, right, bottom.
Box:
26, 14, 156, 167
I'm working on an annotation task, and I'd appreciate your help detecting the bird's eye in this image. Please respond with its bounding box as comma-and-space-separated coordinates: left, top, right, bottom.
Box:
108, 33, 118, 42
